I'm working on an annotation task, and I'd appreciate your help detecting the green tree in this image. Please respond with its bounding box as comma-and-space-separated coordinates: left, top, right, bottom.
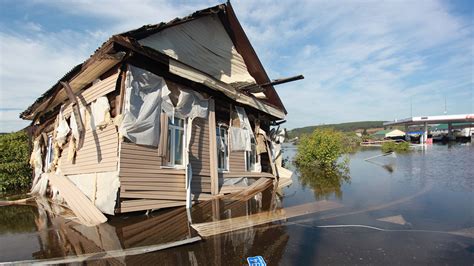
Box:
295, 128, 349, 168
0, 131, 32, 192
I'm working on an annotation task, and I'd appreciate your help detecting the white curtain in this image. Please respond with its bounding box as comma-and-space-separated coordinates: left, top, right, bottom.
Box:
230, 106, 253, 152
119, 66, 165, 147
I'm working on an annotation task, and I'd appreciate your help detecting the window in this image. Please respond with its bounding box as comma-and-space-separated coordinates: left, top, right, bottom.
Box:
166, 117, 185, 167
246, 137, 259, 172
217, 126, 229, 171
45, 135, 54, 171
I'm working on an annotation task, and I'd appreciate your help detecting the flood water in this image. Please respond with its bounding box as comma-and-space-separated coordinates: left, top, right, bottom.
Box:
0, 143, 473, 264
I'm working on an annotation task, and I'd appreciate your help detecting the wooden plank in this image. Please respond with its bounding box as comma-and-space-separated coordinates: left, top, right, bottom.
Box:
122, 185, 185, 192
63, 73, 119, 116
119, 171, 184, 178
63, 140, 118, 154
66, 153, 118, 165
230, 178, 273, 201
48, 174, 107, 226
61, 162, 117, 174
121, 180, 185, 187
223, 172, 275, 178
61, 81, 85, 142
61, 158, 117, 169
117, 65, 128, 115
208, 99, 219, 195
120, 154, 162, 162
121, 199, 180, 208
120, 167, 186, 174
120, 201, 186, 213
120, 191, 214, 201
62, 142, 118, 155
120, 158, 162, 166
119, 177, 185, 183
192, 201, 343, 237
219, 186, 246, 194
121, 142, 158, 151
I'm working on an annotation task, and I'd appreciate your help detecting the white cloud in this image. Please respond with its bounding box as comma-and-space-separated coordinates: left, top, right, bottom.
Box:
235, 0, 473, 128
0, 0, 472, 132
0, 28, 105, 130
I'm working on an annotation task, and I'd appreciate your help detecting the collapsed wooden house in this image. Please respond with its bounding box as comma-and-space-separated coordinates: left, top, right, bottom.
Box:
21, 3, 298, 217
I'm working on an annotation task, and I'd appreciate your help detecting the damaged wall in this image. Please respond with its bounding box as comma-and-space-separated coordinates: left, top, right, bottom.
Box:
138, 15, 256, 85
59, 124, 118, 175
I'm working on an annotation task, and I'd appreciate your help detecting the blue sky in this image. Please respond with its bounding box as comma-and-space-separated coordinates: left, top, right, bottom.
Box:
0, 0, 473, 132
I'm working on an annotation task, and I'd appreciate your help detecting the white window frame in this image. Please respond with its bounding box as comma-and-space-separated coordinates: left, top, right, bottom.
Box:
166, 116, 186, 168
245, 137, 260, 172
217, 126, 229, 172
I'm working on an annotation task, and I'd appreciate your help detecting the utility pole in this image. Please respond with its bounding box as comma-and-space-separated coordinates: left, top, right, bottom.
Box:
444, 96, 447, 115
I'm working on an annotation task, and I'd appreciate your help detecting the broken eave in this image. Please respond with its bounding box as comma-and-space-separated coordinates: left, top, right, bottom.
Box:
20, 39, 124, 121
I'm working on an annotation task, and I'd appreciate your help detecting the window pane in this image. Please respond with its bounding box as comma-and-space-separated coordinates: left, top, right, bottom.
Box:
176, 118, 184, 127
174, 128, 183, 165
166, 128, 172, 164
246, 141, 257, 171
217, 127, 229, 171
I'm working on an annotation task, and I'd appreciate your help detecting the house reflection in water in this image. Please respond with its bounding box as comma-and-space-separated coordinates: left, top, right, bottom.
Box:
0, 188, 289, 264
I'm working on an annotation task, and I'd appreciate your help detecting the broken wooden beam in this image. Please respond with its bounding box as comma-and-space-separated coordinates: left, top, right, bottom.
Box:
48, 174, 107, 226
60, 81, 85, 148
191, 200, 343, 237
241, 74, 305, 93
0, 197, 35, 207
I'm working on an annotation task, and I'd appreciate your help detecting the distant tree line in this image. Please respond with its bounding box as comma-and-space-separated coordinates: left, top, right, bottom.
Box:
287, 121, 385, 139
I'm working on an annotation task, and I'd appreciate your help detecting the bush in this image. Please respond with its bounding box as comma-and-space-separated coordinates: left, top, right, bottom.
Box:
381, 141, 410, 153
342, 132, 361, 152
0, 131, 32, 192
295, 128, 349, 168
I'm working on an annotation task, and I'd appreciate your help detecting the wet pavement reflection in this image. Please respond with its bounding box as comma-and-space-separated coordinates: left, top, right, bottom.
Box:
0, 143, 473, 264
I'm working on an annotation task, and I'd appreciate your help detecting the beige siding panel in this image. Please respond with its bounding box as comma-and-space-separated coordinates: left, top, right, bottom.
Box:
191, 176, 211, 193
121, 185, 185, 192
120, 201, 185, 213
121, 192, 186, 201
189, 118, 211, 177
117, 115, 217, 212
121, 181, 185, 188
189, 118, 212, 194
120, 167, 185, 174
223, 172, 275, 178
118, 141, 187, 206
119, 171, 185, 178
59, 124, 118, 175
120, 153, 162, 162
229, 150, 245, 172
63, 73, 119, 117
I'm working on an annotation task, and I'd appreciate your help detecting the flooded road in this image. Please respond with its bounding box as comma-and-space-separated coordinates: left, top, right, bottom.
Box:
1, 143, 473, 264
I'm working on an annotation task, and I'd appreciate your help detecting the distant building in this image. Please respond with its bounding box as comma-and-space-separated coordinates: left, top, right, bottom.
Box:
373, 129, 406, 139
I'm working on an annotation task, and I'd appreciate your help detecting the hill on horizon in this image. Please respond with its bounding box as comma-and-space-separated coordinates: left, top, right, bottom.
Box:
287, 120, 386, 139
